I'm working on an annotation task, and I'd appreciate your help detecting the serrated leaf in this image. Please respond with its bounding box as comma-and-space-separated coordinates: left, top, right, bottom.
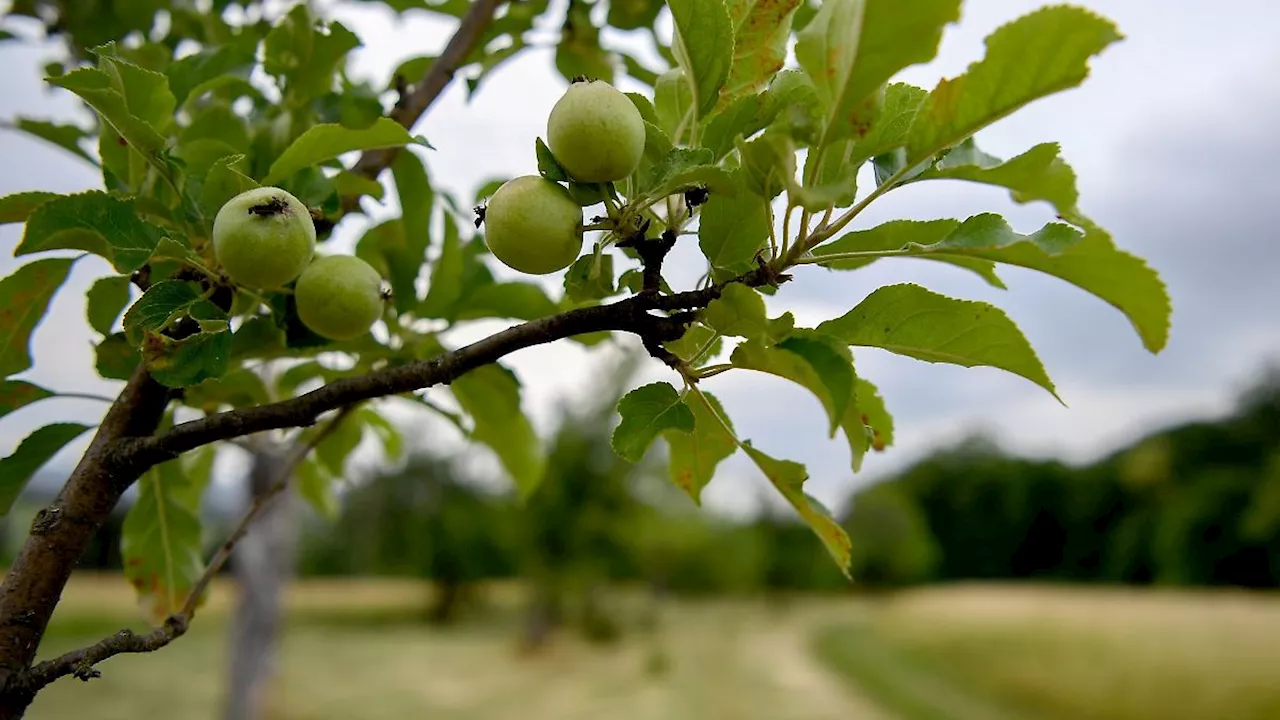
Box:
811, 217, 1005, 287
535, 137, 569, 182
0, 423, 92, 516
640, 147, 735, 200
719, 0, 802, 107
740, 441, 851, 573
7, 118, 97, 165
86, 275, 132, 336
455, 282, 559, 321
703, 283, 767, 339
819, 283, 1059, 399
264, 5, 362, 102
94, 43, 176, 131
907, 6, 1122, 164
16, 192, 164, 272
665, 389, 735, 503
451, 364, 545, 498
168, 43, 256, 107
141, 324, 232, 389
122, 459, 205, 625
48, 67, 168, 161
0, 192, 60, 225
668, 0, 735, 114
0, 380, 54, 421
815, 214, 1169, 352
699, 170, 770, 278
796, 0, 959, 145
264, 118, 421, 184
123, 280, 203, 346
612, 382, 695, 463
850, 82, 927, 165
0, 258, 76, 378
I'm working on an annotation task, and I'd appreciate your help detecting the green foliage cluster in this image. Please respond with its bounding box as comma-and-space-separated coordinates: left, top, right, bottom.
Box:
0, 0, 1173, 697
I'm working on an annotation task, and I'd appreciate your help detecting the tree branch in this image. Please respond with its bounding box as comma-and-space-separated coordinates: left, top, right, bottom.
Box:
342, 0, 508, 211
16, 407, 357, 693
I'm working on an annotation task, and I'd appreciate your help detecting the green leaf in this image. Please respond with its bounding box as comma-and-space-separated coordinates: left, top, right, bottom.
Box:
719, 0, 802, 107
856, 377, 894, 451
701, 93, 772, 161
778, 331, 856, 436
564, 251, 616, 303
850, 82, 927, 165
296, 459, 339, 520
168, 43, 256, 107
264, 118, 422, 185
263, 4, 362, 102
796, 137, 860, 210
699, 170, 770, 278
654, 69, 695, 141
640, 147, 735, 200
731, 334, 854, 436
451, 364, 545, 498
609, 0, 665, 29
0, 423, 92, 516
796, 0, 959, 144
535, 137, 569, 183
555, 0, 614, 84
122, 458, 205, 625
740, 441, 851, 573
612, 382, 695, 463
86, 275, 133, 336
906, 6, 1122, 164
0, 192, 60, 225
355, 220, 419, 315
815, 214, 1169, 352
703, 283, 767, 339
737, 132, 794, 199
48, 67, 168, 162
200, 155, 259, 221
6, 118, 97, 165
456, 282, 559, 321
0, 258, 76, 378
0, 380, 54, 421
665, 389, 735, 504
360, 407, 404, 461
123, 281, 203, 346
811, 218, 1005, 288
665, 323, 722, 365
626, 92, 660, 127
16, 191, 164, 272
95, 332, 139, 380
392, 150, 435, 273
419, 219, 464, 319
182, 368, 270, 410
93, 43, 176, 130
315, 414, 364, 477
668, 0, 735, 114
818, 283, 1059, 399
917, 142, 1075, 206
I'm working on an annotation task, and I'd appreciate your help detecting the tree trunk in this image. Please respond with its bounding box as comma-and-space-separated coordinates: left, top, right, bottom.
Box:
223, 445, 296, 720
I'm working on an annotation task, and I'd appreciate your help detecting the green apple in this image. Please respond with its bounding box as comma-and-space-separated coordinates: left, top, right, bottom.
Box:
484, 176, 584, 275
294, 254, 384, 341
547, 79, 646, 183
212, 186, 316, 289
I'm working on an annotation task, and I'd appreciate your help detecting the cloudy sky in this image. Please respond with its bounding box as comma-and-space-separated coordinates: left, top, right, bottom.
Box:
1, 0, 1277, 517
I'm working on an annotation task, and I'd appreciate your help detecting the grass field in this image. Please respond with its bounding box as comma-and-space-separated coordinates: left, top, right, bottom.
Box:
28, 573, 888, 720
814, 583, 1280, 720
25, 576, 1280, 720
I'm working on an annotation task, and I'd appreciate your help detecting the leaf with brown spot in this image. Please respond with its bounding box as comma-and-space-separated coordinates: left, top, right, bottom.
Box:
718, 0, 803, 108
0, 257, 76, 379
0, 380, 54, 421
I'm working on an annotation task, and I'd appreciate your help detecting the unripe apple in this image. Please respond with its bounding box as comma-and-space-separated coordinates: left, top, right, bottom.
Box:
294, 255, 384, 341
212, 186, 316, 289
547, 80, 646, 183
484, 176, 584, 275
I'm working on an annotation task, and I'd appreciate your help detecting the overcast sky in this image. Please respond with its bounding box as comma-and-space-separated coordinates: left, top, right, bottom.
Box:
1, 0, 1277, 517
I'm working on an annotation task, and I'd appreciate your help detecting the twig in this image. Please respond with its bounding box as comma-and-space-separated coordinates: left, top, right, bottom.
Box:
341, 0, 508, 212
17, 407, 357, 692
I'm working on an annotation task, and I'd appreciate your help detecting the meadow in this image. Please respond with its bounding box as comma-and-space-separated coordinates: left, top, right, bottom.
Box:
24, 575, 1280, 719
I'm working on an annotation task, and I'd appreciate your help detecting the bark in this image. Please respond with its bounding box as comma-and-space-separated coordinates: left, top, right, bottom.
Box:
223, 445, 296, 720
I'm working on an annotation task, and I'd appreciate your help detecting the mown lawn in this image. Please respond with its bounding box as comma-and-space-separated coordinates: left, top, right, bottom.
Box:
28, 574, 888, 720
814, 583, 1280, 720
